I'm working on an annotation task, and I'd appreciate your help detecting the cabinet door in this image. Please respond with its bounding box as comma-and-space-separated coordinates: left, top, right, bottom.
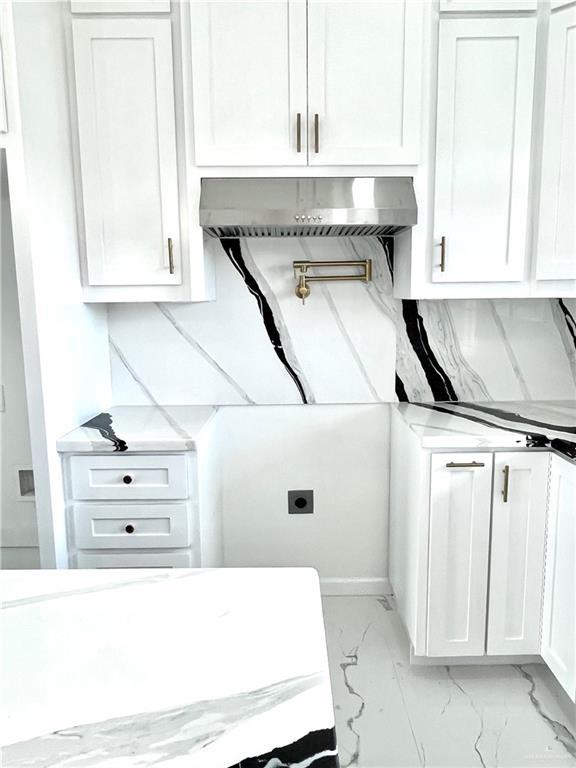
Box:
536, 4, 576, 280
487, 453, 549, 655
542, 456, 576, 702
189, 1, 307, 166
72, 19, 182, 287
433, 18, 536, 283
307, 0, 423, 165
427, 454, 492, 656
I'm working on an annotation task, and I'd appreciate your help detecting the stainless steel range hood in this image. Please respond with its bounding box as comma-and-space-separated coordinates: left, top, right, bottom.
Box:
199, 177, 417, 238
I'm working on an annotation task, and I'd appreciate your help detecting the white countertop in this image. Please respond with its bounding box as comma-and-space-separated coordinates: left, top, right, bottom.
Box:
393, 400, 576, 462
0, 568, 338, 768
56, 406, 217, 453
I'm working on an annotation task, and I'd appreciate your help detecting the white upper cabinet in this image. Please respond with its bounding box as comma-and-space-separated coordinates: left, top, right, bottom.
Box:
536, 4, 576, 281
487, 453, 548, 655
73, 19, 182, 288
427, 454, 493, 657
189, 0, 424, 167
542, 455, 576, 702
190, 1, 307, 166
307, 0, 423, 165
432, 17, 537, 284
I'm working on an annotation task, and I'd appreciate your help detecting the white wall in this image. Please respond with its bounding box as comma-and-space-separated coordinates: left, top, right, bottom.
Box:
219, 405, 390, 592
6, 1, 111, 566
0, 150, 39, 568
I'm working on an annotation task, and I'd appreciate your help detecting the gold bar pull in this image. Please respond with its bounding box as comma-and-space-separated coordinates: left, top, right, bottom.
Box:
438, 235, 446, 272
502, 464, 510, 503
314, 113, 319, 154
445, 461, 485, 468
168, 237, 175, 275
296, 112, 302, 153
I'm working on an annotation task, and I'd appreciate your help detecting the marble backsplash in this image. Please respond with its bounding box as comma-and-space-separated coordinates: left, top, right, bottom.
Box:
109, 237, 576, 405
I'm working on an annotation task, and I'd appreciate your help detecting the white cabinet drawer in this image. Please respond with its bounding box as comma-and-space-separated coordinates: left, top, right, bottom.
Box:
73, 503, 191, 550
69, 455, 188, 500
75, 551, 195, 568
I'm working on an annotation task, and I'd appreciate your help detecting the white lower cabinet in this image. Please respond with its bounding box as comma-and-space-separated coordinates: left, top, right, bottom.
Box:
487, 453, 549, 655
541, 455, 576, 701
427, 454, 492, 656
427, 452, 551, 659
65, 452, 201, 568
390, 417, 575, 703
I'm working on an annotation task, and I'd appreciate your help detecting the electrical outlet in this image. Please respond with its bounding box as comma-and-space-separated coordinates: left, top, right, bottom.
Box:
18, 469, 35, 498
288, 489, 313, 514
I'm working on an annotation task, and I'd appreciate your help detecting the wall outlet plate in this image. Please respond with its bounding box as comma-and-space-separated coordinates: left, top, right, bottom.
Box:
288, 489, 313, 514
18, 469, 35, 498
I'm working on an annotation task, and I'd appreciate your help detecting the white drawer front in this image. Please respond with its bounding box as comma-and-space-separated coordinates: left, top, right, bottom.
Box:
75, 551, 195, 568
73, 503, 191, 549
70, 455, 188, 500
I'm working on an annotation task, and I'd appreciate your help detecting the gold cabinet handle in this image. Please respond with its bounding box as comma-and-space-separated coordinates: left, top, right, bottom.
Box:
296, 112, 302, 153
445, 461, 485, 468
437, 235, 446, 272
168, 237, 175, 275
314, 113, 319, 154
502, 464, 510, 503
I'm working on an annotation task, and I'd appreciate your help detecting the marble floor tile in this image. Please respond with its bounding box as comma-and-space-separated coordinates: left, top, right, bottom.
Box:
322, 596, 576, 768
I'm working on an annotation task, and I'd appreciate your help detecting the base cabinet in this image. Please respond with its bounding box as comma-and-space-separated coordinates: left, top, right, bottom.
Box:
64, 452, 204, 569
390, 417, 575, 702
427, 454, 492, 656
541, 455, 576, 701
487, 453, 549, 655
427, 452, 549, 658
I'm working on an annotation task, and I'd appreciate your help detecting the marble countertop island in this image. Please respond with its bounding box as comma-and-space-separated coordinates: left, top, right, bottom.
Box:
1, 568, 338, 768
393, 400, 576, 463
56, 406, 217, 453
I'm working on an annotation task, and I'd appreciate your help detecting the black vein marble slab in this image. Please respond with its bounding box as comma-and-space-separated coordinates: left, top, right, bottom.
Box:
57, 405, 216, 453
395, 400, 576, 464
1, 568, 338, 768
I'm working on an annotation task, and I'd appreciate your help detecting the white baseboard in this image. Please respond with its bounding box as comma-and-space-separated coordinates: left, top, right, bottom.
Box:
320, 576, 392, 596
0, 547, 40, 569
410, 651, 543, 666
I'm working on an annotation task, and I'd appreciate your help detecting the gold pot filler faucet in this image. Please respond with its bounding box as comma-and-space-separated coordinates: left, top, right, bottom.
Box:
293, 259, 373, 304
